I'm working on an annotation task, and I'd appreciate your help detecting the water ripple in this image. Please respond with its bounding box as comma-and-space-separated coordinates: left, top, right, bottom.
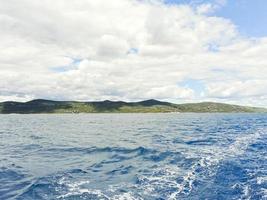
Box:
0, 113, 266, 199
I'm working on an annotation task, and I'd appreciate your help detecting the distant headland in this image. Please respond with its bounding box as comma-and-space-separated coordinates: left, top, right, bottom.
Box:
0, 99, 266, 114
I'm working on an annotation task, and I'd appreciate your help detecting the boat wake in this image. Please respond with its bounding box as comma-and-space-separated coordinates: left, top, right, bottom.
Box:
137, 128, 266, 199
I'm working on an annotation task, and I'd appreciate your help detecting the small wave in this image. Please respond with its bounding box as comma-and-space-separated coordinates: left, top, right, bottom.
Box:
106, 165, 134, 176
185, 139, 216, 145
45, 146, 154, 155
0, 166, 32, 200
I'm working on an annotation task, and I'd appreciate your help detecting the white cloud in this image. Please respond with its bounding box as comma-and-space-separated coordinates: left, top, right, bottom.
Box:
0, 0, 266, 106
206, 80, 267, 98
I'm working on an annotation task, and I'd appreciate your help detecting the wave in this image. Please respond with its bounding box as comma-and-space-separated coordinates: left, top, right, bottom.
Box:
44, 146, 155, 155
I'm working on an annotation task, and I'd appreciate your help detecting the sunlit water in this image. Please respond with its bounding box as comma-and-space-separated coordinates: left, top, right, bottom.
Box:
0, 113, 267, 200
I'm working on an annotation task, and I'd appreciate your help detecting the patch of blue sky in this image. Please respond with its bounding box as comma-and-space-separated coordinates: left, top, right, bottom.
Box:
215, 0, 267, 37
72, 58, 83, 65
127, 48, 139, 55
51, 57, 83, 73
179, 78, 206, 95
207, 43, 220, 52
164, 0, 267, 38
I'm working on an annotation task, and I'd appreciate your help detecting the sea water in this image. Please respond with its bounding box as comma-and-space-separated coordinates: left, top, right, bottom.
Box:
0, 113, 266, 200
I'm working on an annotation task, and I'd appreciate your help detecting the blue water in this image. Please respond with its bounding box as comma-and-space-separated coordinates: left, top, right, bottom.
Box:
0, 113, 267, 200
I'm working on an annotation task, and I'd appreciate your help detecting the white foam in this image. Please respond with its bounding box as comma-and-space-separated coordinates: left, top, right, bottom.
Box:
57, 187, 109, 199
261, 188, 267, 199
56, 178, 110, 199
144, 129, 266, 199
57, 177, 145, 200
232, 183, 251, 200
257, 176, 267, 200
111, 192, 142, 200
257, 176, 267, 185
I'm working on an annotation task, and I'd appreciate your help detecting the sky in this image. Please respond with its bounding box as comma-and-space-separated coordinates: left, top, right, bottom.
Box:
0, 0, 267, 107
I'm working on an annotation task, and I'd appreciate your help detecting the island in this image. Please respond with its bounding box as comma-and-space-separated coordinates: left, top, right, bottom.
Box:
0, 99, 266, 114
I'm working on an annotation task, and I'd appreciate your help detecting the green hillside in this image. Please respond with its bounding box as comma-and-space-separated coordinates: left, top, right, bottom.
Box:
0, 99, 266, 114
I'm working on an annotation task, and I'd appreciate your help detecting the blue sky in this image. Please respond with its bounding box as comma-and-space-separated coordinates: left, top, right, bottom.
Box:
165, 0, 267, 37
179, 79, 205, 96
216, 0, 267, 37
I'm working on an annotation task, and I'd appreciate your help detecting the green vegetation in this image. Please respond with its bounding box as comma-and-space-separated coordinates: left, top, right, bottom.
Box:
0, 99, 266, 114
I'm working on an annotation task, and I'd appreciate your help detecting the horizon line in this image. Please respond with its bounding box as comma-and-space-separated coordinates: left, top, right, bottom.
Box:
1, 98, 266, 109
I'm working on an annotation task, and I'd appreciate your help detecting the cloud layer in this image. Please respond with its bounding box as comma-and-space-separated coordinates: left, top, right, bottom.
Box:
0, 0, 266, 106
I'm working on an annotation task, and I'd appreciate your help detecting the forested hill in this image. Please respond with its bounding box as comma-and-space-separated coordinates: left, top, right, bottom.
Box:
0, 99, 266, 114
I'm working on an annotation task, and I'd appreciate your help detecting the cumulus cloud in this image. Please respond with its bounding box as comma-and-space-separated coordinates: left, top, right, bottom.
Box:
0, 0, 266, 106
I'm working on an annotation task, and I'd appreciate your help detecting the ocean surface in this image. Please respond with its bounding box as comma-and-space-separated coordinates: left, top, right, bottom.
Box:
0, 113, 267, 200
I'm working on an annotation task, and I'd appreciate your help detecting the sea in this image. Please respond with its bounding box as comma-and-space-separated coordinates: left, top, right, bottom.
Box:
0, 113, 266, 200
